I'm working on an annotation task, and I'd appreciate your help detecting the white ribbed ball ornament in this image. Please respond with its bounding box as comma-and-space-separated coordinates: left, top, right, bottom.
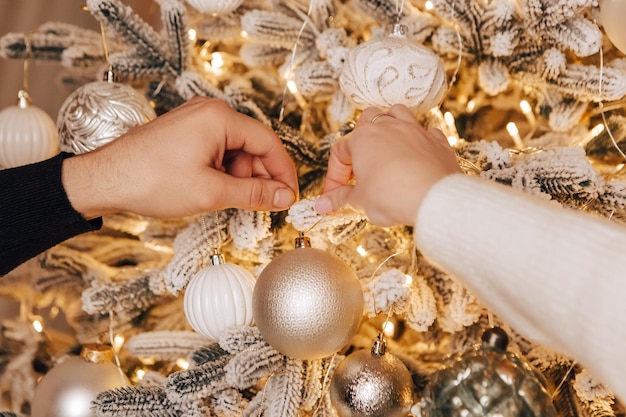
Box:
253, 234, 364, 360
184, 251, 256, 340
339, 24, 447, 112
57, 69, 156, 154
0, 90, 58, 169
186, 0, 244, 15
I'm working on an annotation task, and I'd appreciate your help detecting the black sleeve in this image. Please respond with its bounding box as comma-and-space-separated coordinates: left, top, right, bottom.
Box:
0, 152, 102, 276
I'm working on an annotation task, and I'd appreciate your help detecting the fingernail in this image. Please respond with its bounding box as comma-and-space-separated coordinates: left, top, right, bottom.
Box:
315, 196, 333, 213
274, 188, 295, 208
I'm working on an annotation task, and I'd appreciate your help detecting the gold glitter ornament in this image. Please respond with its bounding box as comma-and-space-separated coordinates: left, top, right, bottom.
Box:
339, 24, 447, 112
31, 344, 129, 417
57, 69, 156, 154
252, 234, 364, 360
330, 335, 414, 417
417, 327, 557, 417
184, 251, 256, 340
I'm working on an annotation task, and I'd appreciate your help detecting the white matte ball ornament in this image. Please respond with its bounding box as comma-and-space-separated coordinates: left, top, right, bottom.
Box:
252, 235, 364, 360
600, 0, 626, 55
57, 70, 156, 154
184, 252, 256, 340
186, 0, 244, 15
340, 24, 447, 112
0, 90, 58, 169
31, 344, 129, 417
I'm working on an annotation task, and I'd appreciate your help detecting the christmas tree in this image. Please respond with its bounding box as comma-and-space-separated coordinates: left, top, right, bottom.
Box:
1, 0, 625, 416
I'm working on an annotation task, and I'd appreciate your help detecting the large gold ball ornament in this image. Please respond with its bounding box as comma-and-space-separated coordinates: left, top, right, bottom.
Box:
340, 24, 446, 112
31, 344, 129, 417
57, 70, 156, 154
330, 336, 414, 417
252, 235, 364, 360
0, 90, 58, 169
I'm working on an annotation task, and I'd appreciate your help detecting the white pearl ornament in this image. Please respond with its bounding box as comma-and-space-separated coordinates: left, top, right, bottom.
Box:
184, 252, 256, 340
0, 90, 58, 169
340, 24, 447, 112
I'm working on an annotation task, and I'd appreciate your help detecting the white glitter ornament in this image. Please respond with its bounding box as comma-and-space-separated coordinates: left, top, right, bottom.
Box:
184, 251, 256, 340
252, 234, 364, 360
330, 335, 414, 417
186, 0, 243, 15
600, 0, 626, 55
339, 24, 447, 112
0, 90, 58, 169
31, 344, 129, 417
57, 69, 156, 154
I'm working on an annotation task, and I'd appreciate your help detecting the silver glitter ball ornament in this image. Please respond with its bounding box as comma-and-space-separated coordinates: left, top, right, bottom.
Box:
330, 336, 414, 417
252, 235, 364, 360
57, 70, 156, 154
31, 344, 129, 417
418, 327, 557, 417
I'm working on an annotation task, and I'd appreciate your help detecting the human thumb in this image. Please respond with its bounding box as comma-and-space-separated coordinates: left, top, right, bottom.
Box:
217, 175, 296, 211
314, 185, 354, 214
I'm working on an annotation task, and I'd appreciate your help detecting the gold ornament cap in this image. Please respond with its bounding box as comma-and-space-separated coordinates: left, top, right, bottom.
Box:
294, 233, 311, 249
371, 333, 387, 356
16, 90, 31, 109
80, 343, 115, 364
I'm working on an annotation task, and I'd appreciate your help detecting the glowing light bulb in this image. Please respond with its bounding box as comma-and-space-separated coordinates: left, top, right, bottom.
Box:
404, 274, 413, 286
356, 245, 368, 257
287, 80, 299, 94
176, 358, 190, 370
424, 0, 434, 10
466, 100, 476, 112
113, 334, 125, 351
520, 100, 532, 115
506, 122, 524, 149
135, 368, 146, 380
382, 321, 396, 337
211, 52, 225, 69
32, 319, 43, 333
188, 29, 197, 41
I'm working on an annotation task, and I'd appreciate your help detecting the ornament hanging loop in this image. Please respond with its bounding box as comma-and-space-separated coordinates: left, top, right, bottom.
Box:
294, 232, 311, 248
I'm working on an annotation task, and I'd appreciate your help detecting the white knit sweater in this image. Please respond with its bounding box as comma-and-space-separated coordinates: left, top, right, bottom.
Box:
415, 174, 626, 402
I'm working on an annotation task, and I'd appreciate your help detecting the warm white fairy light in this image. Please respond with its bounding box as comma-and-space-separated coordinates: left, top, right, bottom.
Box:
466, 99, 476, 112
176, 358, 190, 370
188, 28, 197, 41
113, 334, 125, 351
520, 100, 536, 126
287, 80, 299, 94
32, 319, 43, 333
577, 123, 605, 147
356, 245, 368, 257
135, 368, 146, 380
211, 52, 225, 68
506, 122, 524, 149
424, 1, 434, 10
241, 30, 248, 38
443, 111, 460, 146
404, 274, 413, 286
382, 320, 396, 337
